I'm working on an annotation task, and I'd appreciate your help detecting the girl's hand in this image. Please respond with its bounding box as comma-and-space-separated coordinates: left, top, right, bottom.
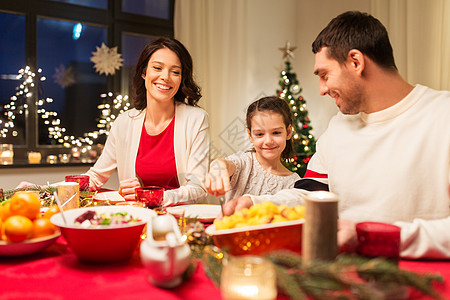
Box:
205, 158, 232, 196
119, 177, 141, 201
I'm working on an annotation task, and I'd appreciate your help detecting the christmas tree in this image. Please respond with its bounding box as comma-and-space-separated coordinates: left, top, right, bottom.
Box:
276, 42, 316, 177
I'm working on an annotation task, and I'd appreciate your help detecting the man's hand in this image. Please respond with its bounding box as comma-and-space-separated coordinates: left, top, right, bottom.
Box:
119, 177, 141, 201
337, 219, 358, 253
220, 195, 253, 217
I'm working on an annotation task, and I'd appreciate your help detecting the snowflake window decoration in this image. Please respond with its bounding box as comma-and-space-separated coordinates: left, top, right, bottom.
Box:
90, 43, 123, 76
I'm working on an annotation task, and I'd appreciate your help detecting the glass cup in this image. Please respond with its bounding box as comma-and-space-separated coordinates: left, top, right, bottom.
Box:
0, 144, 14, 165
135, 186, 164, 211
356, 222, 401, 260
220, 255, 277, 300
65, 175, 90, 192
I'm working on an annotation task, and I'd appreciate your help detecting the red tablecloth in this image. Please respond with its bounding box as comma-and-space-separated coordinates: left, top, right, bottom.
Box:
0, 237, 448, 300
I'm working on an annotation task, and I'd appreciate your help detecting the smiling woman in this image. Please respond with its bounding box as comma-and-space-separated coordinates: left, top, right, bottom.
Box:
85, 37, 210, 207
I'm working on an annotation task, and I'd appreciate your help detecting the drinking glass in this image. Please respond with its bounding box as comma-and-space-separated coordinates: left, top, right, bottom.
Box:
135, 186, 164, 211
65, 175, 90, 192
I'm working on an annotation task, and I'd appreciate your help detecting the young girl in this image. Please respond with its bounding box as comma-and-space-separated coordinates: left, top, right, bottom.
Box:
205, 96, 300, 203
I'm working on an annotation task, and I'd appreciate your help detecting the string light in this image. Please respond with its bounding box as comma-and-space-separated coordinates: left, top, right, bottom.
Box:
0, 66, 130, 148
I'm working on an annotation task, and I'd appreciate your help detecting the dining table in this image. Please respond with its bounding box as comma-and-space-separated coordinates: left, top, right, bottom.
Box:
0, 235, 449, 300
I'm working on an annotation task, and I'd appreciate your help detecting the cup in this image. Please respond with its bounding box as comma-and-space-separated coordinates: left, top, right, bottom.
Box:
0, 144, 13, 165
356, 222, 401, 260
135, 186, 164, 211
57, 182, 80, 210
28, 151, 42, 164
220, 255, 277, 300
65, 175, 90, 192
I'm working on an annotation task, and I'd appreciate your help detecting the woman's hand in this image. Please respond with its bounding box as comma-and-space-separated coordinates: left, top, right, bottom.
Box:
15, 181, 39, 189
205, 158, 233, 196
119, 177, 141, 201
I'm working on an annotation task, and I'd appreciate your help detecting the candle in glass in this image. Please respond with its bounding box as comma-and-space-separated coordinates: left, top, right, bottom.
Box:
28, 151, 42, 164
0, 144, 13, 165
220, 255, 277, 300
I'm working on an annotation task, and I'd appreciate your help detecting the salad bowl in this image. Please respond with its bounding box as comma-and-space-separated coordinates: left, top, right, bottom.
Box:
51, 206, 156, 263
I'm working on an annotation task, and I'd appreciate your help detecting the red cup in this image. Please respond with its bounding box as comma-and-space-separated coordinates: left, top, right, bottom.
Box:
135, 186, 164, 210
356, 222, 401, 259
65, 175, 90, 192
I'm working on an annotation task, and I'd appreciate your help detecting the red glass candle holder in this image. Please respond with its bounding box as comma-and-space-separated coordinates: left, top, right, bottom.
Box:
65, 175, 90, 192
356, 222, 401, 259
135, 186, 164, 210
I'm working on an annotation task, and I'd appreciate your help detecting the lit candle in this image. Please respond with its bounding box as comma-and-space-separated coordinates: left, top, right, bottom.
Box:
221, 256, 277, 300
46, 155, 58, 164
0, 144, 13, 165
57, 182, 80, 210
28, 151, 42, 164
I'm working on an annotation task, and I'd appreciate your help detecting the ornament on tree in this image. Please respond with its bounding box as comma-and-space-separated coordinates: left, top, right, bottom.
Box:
276, 42, 316, 176
90, 43, 123, 76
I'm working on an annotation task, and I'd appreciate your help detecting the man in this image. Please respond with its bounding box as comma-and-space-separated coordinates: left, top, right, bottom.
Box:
222, 11, 450, 259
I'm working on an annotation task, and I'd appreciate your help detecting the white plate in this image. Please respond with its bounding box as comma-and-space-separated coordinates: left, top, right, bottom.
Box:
166, 204, 221, 223
0, 232, 61, 256
93, 191, 125, 204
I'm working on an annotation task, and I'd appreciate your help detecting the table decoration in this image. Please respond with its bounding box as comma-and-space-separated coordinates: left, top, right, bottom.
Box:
135, 186, 164, 211
0, 143, 13, 165
140, 214, 191, 288
57, 182, 79, 209
220, 255, 277, 300
46, 154, 58, 164
198, 247, 444, 300
356, 222, 401, 261
65, 174, 89, 192
302, 191, 338, 263
28, 151, 42, 164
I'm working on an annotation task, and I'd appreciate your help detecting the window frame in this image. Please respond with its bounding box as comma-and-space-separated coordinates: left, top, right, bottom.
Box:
0, 0, 174, 165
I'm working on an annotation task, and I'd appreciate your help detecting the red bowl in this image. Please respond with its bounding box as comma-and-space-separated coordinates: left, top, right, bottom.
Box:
205, 219, 304, 256
51, 206, 156, 263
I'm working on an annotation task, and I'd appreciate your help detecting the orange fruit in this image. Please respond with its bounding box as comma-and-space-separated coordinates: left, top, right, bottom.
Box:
32, 218, 56, 238
43, 205, 61, 220
2, 202, 12, 221
4, 215, 33, 242
9, 191, 41, 220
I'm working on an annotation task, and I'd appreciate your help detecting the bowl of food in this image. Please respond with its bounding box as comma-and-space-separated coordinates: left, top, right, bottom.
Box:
50, 206, 156, 263
205, 202, 304, 256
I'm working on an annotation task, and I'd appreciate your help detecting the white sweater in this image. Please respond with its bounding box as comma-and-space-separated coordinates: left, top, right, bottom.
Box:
225, 151, 300, 203
251, 85, 450, 259
86, 102, 210, 205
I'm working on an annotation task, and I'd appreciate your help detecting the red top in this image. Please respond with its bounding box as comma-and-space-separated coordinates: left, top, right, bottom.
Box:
135, 118, 180, 189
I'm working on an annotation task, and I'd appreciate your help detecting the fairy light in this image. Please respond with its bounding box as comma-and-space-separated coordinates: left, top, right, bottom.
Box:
1, 67, 130, 149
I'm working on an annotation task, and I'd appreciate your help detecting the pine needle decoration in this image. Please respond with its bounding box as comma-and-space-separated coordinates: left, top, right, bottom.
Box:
199, 248, 444, 300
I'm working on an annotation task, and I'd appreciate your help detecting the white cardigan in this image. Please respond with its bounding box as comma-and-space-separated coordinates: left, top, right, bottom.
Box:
86, 102, 210, 205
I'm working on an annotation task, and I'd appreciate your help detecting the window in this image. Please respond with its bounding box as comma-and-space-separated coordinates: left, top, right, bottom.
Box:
0, 0, 174, 165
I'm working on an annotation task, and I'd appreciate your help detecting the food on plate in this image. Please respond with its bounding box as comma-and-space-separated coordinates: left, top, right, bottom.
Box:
213, 201, 305, 230
1, 191, 58, 243
74, 210, 142, 228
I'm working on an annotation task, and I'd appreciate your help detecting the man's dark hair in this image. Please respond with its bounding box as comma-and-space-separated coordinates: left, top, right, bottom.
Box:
312, 11, 397, 70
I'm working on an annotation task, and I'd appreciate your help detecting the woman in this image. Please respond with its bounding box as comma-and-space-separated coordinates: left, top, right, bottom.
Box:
86, 37, 209, 205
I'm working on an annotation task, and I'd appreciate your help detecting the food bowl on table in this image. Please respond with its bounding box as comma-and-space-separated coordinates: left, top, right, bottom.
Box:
50, 206, 156, 263
205, 219, 304, 256
0, 232, 61, 256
